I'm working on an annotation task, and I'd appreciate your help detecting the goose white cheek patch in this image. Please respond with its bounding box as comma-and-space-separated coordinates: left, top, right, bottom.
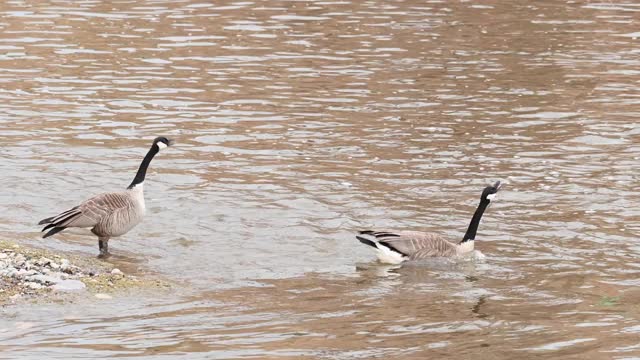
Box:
157, 142, 167, 150
486, 194, 496, 201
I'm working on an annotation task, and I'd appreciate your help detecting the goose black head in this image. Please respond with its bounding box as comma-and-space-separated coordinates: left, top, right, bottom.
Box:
481, 181, 502, 203
153, 136, 174, 151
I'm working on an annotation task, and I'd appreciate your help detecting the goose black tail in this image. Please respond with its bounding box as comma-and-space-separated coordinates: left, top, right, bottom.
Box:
43, 226, 67, 239
39, 209, 81, 235
39, 206, 80, 226
38, 216, 54, 225
356, 235, 377, 248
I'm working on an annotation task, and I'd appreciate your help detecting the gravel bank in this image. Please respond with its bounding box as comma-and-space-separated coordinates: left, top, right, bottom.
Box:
0, 241, 169, 305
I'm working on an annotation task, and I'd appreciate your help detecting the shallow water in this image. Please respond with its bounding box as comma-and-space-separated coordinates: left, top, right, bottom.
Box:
2, 0, 640, 358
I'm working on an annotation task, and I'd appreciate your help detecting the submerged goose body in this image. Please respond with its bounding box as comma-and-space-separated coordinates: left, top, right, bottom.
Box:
357, 181, 501, 264
39, 136, 173, 256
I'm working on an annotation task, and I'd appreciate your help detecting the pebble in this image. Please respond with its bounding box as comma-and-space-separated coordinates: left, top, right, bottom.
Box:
0, 249, 112, 300
26, 282, 43, 290
5, 269, 17, 277
35, 257, 52, 266
14, 269, 28, 278
60, 259, 75, 274
14, 255, 25, 267
52, 280, 86, 292
27, 274, 61, 285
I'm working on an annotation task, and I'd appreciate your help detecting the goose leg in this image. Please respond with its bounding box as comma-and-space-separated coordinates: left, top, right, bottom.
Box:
98, 237, 110, 258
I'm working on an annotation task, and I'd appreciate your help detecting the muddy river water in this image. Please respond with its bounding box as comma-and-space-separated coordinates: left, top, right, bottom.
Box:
1, 0, 640, 358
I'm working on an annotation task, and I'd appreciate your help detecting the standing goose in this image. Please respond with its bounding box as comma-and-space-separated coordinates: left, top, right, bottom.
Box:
356, 181, 501, 264
38, 136, 174, 257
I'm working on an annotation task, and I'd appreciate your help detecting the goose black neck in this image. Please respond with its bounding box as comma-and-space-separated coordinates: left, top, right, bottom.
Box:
461, 199, 489, 243
127, 145, 158, 189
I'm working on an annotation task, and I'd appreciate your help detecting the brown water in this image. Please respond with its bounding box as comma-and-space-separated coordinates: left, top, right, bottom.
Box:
1, 0, 640, 358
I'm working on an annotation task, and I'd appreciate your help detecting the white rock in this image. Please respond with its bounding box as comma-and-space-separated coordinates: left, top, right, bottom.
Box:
26, 282, 43, 290
0, 253, 7, 259
36, 257, 52, 266
60, 259, 74, 274
14, 269, 28, 278
95, 293, 112, 300
111, 268, 123, 276
27, 274, 61, 285
52, 280, 86, 292
14, 254, 25, 265
5, 269, 17, 277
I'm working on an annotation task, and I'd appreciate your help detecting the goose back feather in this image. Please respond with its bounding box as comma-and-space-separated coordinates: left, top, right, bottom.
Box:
357, 230, 462, 263
40, 188, 145, 238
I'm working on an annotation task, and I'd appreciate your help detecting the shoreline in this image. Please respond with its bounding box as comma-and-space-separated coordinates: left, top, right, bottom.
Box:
0, 240, 170, 305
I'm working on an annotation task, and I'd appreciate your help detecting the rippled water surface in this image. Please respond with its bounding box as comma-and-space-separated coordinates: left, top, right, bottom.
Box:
2, 0, 640, 358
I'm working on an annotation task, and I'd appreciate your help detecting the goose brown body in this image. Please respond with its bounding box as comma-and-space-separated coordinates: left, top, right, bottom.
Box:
358, 230, 464, 260
40, 188, 145, 237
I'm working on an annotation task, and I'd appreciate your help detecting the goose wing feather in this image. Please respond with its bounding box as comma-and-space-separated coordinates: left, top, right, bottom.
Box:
71, 192, 133, 227
45, 192, 133, 229
363, 230, 457, 258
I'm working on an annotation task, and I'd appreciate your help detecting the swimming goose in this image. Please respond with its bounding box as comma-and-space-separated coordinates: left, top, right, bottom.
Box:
38, 136, 174, 257
356, 181, 501, 264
